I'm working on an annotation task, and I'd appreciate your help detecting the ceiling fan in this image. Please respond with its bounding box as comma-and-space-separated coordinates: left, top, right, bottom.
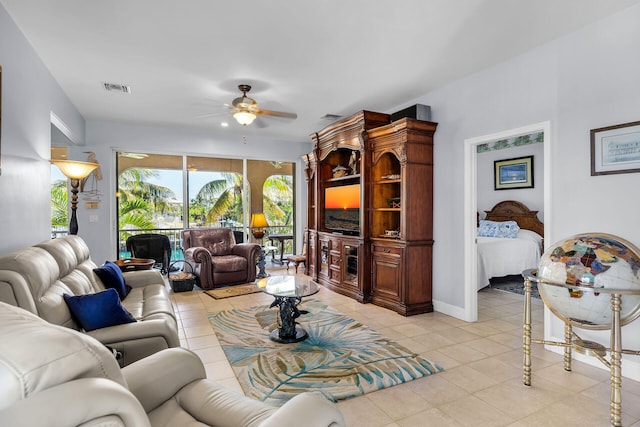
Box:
228, 84, 297, 126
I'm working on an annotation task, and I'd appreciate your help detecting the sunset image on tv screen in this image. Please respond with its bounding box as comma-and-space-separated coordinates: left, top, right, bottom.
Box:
325, 184, 360, 232
325, 185, 360, 209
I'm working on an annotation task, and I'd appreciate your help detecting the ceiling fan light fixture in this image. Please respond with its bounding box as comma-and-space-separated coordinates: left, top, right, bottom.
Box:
233, 110, 257, 126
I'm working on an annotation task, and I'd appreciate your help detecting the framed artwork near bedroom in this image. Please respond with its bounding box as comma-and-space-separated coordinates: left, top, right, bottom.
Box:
591, 120, 640, 176
494, 155, 534, 190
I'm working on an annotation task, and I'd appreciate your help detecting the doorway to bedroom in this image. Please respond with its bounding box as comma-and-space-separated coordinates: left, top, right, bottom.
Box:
463, 121, 551, 322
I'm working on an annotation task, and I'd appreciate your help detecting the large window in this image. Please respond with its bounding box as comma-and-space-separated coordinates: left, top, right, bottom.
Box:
50, 146, 69, 238
186, 157, 244, 229
116, 153, 294, 259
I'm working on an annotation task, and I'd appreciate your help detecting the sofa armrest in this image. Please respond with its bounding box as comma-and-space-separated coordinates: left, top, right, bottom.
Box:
184, 246, 214, 288
122, 269, 165, 288
232, 243, 260, 282
87, 317, 180, 348
0, 378, 150, 427
174, 382, 345, 427
257, 393, 345, 427
232, 242, 260, 260
184, 246, 212, 264
122, 347, 206, 413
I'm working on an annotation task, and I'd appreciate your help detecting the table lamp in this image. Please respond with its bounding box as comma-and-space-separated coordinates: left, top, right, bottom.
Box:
51, 160, 99, 235
250, 213, 269, 239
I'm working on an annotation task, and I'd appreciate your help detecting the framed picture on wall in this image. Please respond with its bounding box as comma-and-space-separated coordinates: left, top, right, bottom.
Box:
494, 156, 534, 190
591, 120, 640, 176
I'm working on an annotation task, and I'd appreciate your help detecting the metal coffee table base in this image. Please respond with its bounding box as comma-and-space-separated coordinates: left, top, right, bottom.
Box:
269, 326, 308, 343
269, 295, 308, 343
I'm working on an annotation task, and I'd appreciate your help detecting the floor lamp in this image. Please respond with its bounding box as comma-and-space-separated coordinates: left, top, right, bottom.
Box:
52, 160, 99, 235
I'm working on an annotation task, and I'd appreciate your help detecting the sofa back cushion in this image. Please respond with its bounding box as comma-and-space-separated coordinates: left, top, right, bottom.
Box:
0, 236, 102, 328
183, 228, 236, 256
0, 302, 125, 410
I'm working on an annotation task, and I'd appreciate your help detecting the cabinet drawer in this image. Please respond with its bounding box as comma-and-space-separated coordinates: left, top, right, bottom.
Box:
329, 250, 341, 265
329, 266, 341, 283
372, 245, 402, 256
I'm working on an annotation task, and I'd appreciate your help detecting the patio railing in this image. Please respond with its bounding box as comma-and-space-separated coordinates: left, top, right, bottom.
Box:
117, 225, 294, 262
52, 225, 295, 262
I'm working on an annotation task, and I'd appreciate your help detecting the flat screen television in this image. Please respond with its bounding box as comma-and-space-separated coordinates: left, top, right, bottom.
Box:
324, 184, 360, 234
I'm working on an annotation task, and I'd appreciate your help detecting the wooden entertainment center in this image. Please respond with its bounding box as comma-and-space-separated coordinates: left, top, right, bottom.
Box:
303, 110, 437, 315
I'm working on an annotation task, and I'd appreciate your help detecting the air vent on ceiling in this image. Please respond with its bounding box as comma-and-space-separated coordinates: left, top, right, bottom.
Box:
103, 83, 131, 94
321, 113, 342, 121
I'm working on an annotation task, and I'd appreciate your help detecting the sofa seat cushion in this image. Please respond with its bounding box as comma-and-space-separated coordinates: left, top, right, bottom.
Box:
147, 398, 209, 427
122, 284, 175, 321
64, 289, 136, 332
210, 255, 248, 273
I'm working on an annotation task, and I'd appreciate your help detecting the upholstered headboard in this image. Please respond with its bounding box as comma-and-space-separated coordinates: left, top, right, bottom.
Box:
483, 200, 544, 237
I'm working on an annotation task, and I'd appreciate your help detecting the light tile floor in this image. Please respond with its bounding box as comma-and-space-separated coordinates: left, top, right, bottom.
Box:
169, 270, 640, 427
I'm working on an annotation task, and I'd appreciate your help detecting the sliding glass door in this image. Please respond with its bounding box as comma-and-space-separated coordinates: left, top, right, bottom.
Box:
116, 152, 294, 260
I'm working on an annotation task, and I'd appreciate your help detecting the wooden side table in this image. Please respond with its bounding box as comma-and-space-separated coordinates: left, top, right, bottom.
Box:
268, 234, 293, 264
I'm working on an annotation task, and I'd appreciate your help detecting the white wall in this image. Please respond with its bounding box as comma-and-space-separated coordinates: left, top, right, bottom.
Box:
395, 4, 640, 377
477, 143, 544, 222
0, 5, 85, 254
412, 43, 558, 309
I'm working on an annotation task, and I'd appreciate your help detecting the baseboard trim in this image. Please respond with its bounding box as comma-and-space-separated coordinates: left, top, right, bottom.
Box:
433, 299, 468, 321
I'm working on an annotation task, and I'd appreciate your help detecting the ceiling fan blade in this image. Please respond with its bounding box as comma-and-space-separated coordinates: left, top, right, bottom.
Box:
258, 109, 297, 119
195, 111, 228, 119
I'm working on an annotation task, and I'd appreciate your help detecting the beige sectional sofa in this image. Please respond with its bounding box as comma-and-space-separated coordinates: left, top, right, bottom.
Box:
0, 301, 345, 427
0, 235, 179, 366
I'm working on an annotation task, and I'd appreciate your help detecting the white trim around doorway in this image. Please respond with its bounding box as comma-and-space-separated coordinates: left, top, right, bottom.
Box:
463, 121, 552, 323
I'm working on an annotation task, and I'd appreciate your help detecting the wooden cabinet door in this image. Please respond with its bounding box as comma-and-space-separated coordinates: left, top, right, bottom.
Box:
371, 244, 403, 301
318, 236, 331, 282
329, 238, 342, 285
342, 244, 359, 287
308, 231, 317, 278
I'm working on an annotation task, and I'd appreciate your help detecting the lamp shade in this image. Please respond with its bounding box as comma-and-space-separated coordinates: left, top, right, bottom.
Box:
250, 213, 269, 228
52, 160, 98, 179
233, 110, 257, 126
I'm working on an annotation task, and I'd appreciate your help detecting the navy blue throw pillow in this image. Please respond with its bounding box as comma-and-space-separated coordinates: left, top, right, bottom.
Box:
63, 289, 136, 332
94, 261, 132, 300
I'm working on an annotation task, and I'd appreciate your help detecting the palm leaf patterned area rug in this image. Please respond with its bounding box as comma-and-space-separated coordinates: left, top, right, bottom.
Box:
208, 299, 443, 405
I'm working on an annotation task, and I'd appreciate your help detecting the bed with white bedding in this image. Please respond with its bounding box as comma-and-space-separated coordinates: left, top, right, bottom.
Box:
477, 201, 544, 291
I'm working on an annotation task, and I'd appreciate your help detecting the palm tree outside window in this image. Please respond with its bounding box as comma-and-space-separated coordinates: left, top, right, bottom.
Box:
115, 153, 294, 260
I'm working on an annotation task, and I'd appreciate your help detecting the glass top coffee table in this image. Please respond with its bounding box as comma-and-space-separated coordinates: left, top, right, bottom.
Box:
257, 275, 320, 343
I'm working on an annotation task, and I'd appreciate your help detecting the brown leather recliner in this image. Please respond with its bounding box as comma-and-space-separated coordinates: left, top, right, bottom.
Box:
181, 228, 260, 290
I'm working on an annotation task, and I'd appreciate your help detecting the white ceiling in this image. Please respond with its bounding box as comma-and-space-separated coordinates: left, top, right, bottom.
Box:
3, 0, 640, 142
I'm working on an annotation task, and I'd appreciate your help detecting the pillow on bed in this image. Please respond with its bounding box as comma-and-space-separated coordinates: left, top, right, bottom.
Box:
478, 220, 520, 238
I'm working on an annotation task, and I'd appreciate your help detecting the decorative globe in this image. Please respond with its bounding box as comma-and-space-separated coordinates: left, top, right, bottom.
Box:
537, 233, 640, 329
